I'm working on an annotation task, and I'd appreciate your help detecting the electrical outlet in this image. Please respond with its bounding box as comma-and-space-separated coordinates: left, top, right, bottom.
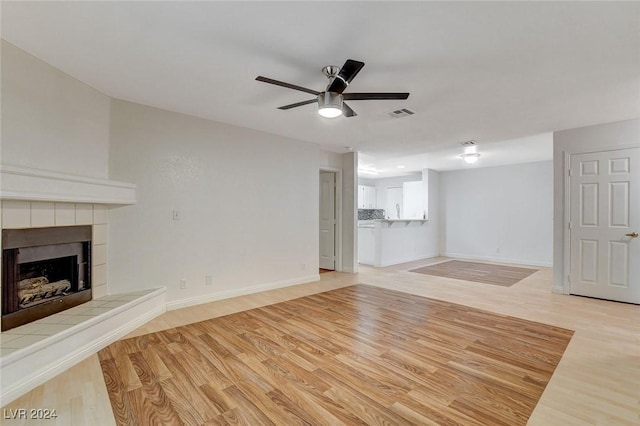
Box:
180, 279, 187, 289
205, 275, 213, 285
173, 210, 181, 221
496, 248, 501, 253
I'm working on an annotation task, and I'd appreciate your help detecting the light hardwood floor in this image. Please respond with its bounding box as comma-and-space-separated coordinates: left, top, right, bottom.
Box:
100, 284, 573, 425
409, 260, 538, 286
3, 257, 639, 425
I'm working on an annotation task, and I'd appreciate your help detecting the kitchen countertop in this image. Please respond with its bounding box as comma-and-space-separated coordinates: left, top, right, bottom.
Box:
378, 218, 428, 222
358, 218, 428, 227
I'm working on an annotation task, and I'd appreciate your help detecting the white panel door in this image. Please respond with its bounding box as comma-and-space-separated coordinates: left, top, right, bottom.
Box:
319, 172, 336, 270
570, 147, 639, 303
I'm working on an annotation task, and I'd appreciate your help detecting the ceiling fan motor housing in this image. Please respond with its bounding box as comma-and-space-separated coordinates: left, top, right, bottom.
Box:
318, 92, 343, 107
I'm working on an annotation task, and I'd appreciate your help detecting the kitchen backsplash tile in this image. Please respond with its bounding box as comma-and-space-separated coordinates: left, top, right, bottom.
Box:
358, 209, 385, 220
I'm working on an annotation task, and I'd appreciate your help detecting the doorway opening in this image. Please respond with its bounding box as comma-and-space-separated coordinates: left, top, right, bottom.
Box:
319, 169, 342, 273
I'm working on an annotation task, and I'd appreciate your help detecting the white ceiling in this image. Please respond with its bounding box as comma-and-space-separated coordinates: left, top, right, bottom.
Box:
2, 2, 639, 175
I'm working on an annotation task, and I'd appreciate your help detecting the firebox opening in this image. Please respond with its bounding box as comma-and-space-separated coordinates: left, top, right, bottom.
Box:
2, 225, 92, 332
18, 255, 79, 309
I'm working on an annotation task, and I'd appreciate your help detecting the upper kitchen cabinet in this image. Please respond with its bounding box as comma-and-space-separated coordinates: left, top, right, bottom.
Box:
357, 185, 377, 209
402, 181, 426, 219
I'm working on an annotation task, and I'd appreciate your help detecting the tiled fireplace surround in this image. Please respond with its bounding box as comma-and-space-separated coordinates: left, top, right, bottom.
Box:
1, 200, 111, 299
0, 167, 167, 405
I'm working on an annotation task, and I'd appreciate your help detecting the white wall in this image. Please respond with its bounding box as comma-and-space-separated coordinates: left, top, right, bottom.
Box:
318, 150, 343, 170
341, 152, 358, 273
0, 41, 110, 178
553, 118, 640, 292
423, 169, 440, 258
440, 161, 553, 267
108, 100, 321, 304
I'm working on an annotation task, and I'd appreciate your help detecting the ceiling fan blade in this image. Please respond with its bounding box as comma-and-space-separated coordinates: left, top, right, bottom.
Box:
256, 76, 320, 96
342, 102, 357, 118
327, 59, 365, 93
343, 92, 410, 100
277, 99, 317, 110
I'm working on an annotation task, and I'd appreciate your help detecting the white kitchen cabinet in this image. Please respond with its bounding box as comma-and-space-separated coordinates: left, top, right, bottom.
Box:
402, 181, 425, 219
365, 186, 376, 208
357, 185, 377, 209
357, 185, 364, 208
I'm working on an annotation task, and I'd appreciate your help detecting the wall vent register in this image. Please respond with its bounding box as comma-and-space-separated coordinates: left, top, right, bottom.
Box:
388, 108, 415, 118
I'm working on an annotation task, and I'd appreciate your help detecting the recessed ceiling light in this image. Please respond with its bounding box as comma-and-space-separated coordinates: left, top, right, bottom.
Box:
397, 165, 405, 169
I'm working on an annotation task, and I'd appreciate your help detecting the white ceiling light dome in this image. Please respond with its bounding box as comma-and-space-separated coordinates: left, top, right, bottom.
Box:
461, 152, 481, 164
318, 92, 343, 118
461, 143, 481, 164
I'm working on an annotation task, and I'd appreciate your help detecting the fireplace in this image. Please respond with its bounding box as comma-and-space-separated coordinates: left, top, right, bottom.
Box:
2, 225, 92, 331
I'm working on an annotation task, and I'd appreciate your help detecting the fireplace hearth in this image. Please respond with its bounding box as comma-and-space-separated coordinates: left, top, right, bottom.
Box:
2, 226, 92, 331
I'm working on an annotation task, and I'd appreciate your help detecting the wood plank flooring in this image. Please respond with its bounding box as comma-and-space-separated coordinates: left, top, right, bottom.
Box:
410, 260, 538, 286
98, 284, 572, 425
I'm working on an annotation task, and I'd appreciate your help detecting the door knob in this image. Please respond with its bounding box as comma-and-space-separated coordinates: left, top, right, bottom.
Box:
626, 232, 639, 238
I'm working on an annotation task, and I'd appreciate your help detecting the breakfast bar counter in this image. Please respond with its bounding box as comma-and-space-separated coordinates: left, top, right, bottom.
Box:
357, 219, 434, 267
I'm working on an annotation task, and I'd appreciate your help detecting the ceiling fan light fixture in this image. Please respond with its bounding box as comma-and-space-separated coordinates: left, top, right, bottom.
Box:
257, 59, 410, 118
318, 92, 343, 118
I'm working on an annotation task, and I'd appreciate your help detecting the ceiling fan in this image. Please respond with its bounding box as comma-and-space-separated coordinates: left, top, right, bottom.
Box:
256, 59, 409, 118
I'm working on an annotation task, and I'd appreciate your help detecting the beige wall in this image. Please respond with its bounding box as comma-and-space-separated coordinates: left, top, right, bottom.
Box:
1, 40, 110, 178
108, 100, 323, 303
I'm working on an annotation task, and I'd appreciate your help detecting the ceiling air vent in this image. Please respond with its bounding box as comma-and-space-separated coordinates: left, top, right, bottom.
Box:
460, 140, 477, 146
388, 108, 415, 118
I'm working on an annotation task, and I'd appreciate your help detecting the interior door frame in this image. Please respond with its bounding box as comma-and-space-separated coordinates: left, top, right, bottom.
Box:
562, 143, 639, 295
320, 167, 343, 272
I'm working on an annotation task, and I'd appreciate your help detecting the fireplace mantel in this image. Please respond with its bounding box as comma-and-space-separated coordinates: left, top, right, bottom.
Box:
0, 165, 136, 205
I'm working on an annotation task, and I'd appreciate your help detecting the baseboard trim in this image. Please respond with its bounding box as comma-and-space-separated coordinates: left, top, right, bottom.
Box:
166, 274, 321, 311
441, 252, 553, 268
1, 288, 166, 405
